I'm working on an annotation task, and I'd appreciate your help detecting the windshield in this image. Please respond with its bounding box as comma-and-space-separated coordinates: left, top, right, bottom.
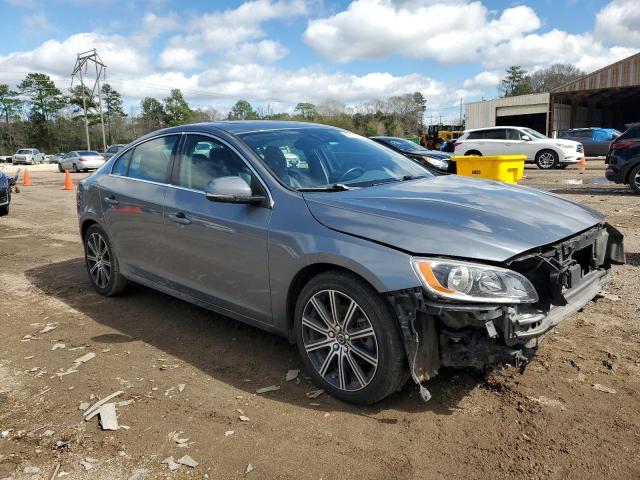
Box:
522, 128, 547, 139
16, 149, 32, 154
381, 137, 427, 153
239, 128, 430, 190
78, 151, 100, 156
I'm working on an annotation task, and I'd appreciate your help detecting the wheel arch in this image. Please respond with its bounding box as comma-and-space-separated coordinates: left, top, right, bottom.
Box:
464, 150, 482, 156
80, 218, 99, 242
285, 263, 384, 340
624, 160, 640, 184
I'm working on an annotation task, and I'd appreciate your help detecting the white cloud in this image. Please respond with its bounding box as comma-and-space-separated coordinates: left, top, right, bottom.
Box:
166, 0, 307, 54
226, 40, 289, 64
0, 32, 149, 80
483, 30, 637, 72
303, 0, 540, 63
595, 0, 640, 48
463, 70, 501, 89
158, 47, 200, 70
22, 12, 51, 32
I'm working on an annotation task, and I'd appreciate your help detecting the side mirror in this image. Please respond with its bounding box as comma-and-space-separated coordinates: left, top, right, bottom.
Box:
521, 135, 532, 141
205, 176, 265, 205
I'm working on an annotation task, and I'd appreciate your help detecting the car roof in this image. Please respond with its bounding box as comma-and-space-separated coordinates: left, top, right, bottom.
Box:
464, 126, 525, 132
154, 120, 328, 136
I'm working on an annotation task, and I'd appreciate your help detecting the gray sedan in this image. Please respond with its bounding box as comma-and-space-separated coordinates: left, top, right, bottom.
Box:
77, 121, 624, 404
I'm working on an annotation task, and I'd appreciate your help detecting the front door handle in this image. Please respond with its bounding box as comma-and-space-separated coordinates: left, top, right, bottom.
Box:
104, 196, 119, 206
169, 212, 192, 225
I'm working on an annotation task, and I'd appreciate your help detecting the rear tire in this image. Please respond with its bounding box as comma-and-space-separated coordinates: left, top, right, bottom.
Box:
58, 163, 63, 172
294, 271, 407, 404
0, 205, 8, 216
84, 224, 127, 296
629, 164, 640, 195
72, 163, 78, 173
535, 150, 559, 169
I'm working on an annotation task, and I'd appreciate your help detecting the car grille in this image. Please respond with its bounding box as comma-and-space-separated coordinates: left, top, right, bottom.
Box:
577, 144, 584, 153
509, 225, 608, 306
0, 188, 8, 203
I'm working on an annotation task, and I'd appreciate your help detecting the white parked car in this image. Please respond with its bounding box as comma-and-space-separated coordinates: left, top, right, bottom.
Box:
13, 148, 45, 165
58, 150, 106, 172
454, 127, 584, 169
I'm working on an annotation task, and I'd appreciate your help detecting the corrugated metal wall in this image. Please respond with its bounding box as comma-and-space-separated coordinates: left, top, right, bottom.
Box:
465, 93, 550, 130
554, 52, 640, 92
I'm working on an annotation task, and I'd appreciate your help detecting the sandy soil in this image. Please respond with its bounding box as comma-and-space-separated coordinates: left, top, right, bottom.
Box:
0, 161, 639, 480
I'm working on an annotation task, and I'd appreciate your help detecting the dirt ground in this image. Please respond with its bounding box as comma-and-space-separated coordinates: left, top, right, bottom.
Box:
0, 161, 639, 480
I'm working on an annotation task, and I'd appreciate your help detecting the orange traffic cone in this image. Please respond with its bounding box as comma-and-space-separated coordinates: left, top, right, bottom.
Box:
578, 156, 586, 172
62, 170, 73, 190
23, 169, 32, 186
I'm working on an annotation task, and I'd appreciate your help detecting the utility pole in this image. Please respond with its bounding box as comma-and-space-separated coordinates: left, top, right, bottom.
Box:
459, 98, 463, 126
71, 49, 107, 152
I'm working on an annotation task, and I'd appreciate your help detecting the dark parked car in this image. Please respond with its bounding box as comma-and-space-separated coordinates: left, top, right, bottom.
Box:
77, 121, 624, 404
558, 128, 620, 157
371, 136, 454, 174
104, 144, 126, 160
605, 122, 640, 194
0, 169, 11, 216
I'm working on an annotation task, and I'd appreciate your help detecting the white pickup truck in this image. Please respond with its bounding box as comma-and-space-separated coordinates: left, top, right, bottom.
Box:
12, 148, 45, 165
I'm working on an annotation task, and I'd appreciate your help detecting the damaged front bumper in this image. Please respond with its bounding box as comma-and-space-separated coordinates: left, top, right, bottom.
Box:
388, 223, 625, 389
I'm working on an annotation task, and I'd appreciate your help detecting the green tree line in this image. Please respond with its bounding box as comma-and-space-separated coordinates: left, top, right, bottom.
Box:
0, 71, 428, 155
500, 64, 585, 97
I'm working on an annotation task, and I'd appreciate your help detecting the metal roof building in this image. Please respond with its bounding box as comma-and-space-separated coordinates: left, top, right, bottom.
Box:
465, 51, 640, 136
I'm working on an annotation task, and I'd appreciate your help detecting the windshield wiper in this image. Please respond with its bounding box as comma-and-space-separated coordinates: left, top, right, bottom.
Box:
401, 174, 428, 181
297, 183, 352, 192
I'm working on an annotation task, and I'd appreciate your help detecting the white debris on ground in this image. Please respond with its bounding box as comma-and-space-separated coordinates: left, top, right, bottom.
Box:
285, 369, 299, 381
592, 383, 617, 394
98, 403, 119, 430
39, 323, 58, 334
245, 463, 254, 474
128, 468, 148, 480
73, 352, 96, 365
224, 430, 235, 437
306, 389, 324, 399
256, 385, 280, 394
51, 343, 66, 350
177, 454, 199, 468
162, 456, 181, 471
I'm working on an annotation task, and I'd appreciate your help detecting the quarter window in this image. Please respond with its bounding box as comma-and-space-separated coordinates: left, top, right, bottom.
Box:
483, 129, 507, 140
175, 135, 257, 192
112, 149, 133, 176
127, 136, 178, 183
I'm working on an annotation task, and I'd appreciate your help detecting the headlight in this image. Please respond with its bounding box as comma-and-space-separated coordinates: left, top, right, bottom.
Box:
412, 258, 538, 303
420, 155, 448, 170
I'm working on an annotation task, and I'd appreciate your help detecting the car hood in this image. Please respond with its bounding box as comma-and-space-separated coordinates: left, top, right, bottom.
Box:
303, 175, 604, 263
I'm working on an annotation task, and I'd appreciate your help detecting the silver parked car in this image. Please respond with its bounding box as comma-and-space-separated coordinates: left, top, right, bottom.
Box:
13, 148, 44, 165
77, 121, 625, 404
59, 150, 106, 172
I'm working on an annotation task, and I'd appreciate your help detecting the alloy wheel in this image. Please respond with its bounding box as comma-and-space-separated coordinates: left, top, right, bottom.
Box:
538, 152, 556, 168
301, 290, 379, 392
634, 170, 640, 190
86, 232, 112, 289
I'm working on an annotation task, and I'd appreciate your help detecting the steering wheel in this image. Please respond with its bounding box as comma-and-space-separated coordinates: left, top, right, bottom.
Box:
338, 166, 365, 183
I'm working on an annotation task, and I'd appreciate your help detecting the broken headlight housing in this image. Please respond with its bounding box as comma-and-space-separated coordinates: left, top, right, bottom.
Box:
412, 258, 538, 303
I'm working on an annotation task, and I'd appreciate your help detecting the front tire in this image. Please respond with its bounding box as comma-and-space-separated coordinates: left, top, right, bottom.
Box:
84, 224, 127, 296
535, 150, 559, 169
629, 164, 640, 195
294, 271, 407, 404
0, 204, 8, 216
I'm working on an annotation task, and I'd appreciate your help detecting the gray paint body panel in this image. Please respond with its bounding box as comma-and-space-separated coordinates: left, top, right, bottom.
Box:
77, 121, 606, 339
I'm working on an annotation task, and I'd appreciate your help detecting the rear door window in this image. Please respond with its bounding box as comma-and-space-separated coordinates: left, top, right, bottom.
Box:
127, 136, 179, 183
506, 129, 521, 140
483, 129, 507, 140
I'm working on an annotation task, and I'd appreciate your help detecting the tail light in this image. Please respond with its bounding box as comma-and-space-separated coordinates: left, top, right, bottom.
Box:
611, 140, 638, 150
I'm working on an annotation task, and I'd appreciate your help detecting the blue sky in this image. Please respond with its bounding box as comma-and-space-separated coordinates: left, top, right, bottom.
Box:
0, 0, 637, 121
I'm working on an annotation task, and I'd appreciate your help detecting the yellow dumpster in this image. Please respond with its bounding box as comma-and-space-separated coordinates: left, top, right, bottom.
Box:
451, 155, 525, 184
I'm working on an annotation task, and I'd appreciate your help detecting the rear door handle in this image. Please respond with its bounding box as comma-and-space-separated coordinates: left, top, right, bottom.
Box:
169, 212, 192, 225
104, 196, 119, 206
